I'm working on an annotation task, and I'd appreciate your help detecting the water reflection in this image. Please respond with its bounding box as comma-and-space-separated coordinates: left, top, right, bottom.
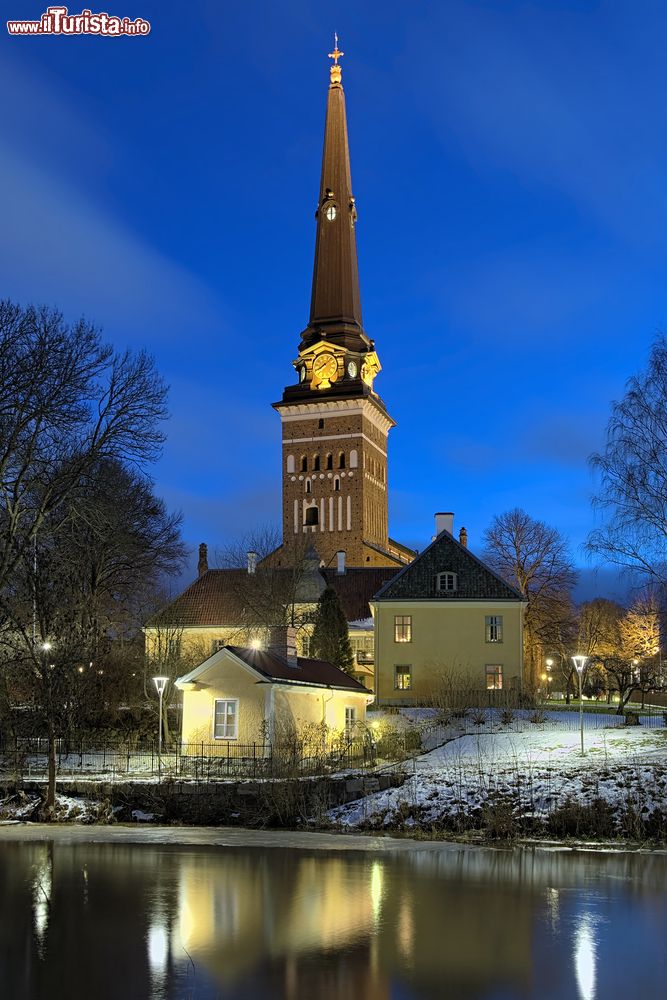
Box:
574, 915, 597, 1000
1, 838, 666, 999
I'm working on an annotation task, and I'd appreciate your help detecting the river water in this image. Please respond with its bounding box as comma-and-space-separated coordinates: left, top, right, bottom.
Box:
1, 826, 666, 999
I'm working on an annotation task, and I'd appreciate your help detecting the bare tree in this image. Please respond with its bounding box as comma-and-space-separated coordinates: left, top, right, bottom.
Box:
588, 335, 667, 585
215, 528, 321, 639
483, 509, 577, 688
574, 599, 626, 703
0, 300, 168, 596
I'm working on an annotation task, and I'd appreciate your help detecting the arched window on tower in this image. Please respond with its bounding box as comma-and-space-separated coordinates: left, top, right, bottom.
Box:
339, 452, 346, 469
305, 506, 319, 527
286, 455, 295, 474
334, 477, 341, 492
313, 454, 320, 471
350, 449, 358, 469
301, 455, 308, 472
305, 479, 311, 494
326, 453, 333, 470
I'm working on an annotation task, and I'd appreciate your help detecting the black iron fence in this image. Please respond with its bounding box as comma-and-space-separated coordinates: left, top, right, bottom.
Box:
0, 734, 385, 781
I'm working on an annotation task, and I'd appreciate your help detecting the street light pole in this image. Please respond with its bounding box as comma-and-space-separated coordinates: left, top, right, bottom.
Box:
572, 655, 588, 756
152, 676, 169, 760
545, 658, 553, 701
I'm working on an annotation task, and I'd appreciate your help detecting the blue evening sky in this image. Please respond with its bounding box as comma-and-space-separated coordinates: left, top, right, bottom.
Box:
2, 0, 665, 598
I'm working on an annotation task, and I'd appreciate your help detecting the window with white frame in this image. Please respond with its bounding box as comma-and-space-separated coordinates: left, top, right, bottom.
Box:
167, 638, 181, 657
394, 665, 412, 690
485, 665, 503, 690
211, 638, 226, 655
344, 706, 357, 733
485, 615, 504, 643
436, 572, 458, 594
213, 699, 238, 739
394, 615, 412, 642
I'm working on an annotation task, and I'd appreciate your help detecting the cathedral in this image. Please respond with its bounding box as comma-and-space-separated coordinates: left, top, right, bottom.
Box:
149, 47, 525, 701
147, 46, 414, 687
269, 39, 413, 571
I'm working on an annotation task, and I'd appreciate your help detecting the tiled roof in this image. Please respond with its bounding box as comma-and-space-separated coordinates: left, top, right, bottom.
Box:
226, 647, 367, 692
373, 531, 524, 602
322, 566, 398, 620
148, 565, 400, 628
147, 569, 249, 627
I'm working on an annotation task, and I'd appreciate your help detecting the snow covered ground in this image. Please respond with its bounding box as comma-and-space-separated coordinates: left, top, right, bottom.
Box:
331, 711, 667, 836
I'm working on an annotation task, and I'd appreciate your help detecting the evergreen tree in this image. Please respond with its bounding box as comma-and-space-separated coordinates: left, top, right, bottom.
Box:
310, 585, 354, 675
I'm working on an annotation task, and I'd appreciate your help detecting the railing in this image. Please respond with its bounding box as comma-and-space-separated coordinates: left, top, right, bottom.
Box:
0, 735, 378, 782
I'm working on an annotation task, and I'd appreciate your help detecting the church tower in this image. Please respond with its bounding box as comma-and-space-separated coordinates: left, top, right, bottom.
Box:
273, 42, 411, 570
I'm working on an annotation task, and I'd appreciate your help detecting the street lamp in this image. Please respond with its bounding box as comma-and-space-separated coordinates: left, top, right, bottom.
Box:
571, 655, 588, 756
545, 658, 553, 700
153, 676, 169, 757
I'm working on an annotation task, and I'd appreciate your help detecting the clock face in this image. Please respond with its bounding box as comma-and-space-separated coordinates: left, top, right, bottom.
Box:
311, 352, 339, 389
299, 366, 306, 382
325, 204, 337, 221
347, 361, 358, 378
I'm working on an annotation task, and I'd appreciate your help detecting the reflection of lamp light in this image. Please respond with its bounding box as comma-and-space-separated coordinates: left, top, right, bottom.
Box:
574, 914, 597, 1000
250, 638, 262, 650
370, 861, 383, 923
147, 923, 168, 975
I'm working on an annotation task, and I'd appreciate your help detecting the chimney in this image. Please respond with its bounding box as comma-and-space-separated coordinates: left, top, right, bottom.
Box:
247, 550, 258, 575
459, 527, 468, 548
197, 543, 208, 577
336, 549, 346, 575
267, 625, 298, 668
435, 512, 454, 537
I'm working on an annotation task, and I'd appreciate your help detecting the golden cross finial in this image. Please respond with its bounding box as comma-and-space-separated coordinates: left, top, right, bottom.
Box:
328, 33, 344, 84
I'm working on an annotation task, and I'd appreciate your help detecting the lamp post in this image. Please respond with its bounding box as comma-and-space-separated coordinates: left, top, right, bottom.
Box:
153, 676, 169, 758
545, 658, 553, 700
571, 655, 588, 756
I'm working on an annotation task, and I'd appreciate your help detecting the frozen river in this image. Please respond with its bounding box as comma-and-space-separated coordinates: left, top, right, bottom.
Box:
1, 825, 666, 998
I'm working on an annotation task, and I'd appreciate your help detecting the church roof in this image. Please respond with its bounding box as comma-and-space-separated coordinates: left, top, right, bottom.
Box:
372, 531, 525, 603
322, 566, 397, 620
147, 564, 399, 629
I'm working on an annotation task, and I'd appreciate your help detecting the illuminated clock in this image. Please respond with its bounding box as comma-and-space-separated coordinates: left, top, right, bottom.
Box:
311, 352, 339, 389
347, 360, 358, 378
325, 203, 337, 221
299, 366, 306, 382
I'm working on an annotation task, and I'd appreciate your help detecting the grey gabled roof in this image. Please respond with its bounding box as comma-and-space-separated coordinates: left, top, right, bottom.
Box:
372, 530, 524, 603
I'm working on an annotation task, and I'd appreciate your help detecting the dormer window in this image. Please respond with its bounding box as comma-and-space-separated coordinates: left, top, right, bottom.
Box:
436, 572, 458, 594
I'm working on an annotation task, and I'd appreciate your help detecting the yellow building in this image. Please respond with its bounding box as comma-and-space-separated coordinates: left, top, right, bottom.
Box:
176, 626, 371, 748
371, 514, 525, 705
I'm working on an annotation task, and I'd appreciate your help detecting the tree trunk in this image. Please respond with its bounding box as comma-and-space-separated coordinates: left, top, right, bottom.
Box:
46, 716, 57, 812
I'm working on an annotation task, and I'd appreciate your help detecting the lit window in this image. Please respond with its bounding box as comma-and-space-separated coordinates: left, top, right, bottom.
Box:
213, 699, 238, 739
395, 665, 412, 690
167, 638, 180, 657
436, 572, 457, 594
344, 706, 357, 733
486, 665, 503, 690
485, 616, 503, 643
394, 615, 412, 643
